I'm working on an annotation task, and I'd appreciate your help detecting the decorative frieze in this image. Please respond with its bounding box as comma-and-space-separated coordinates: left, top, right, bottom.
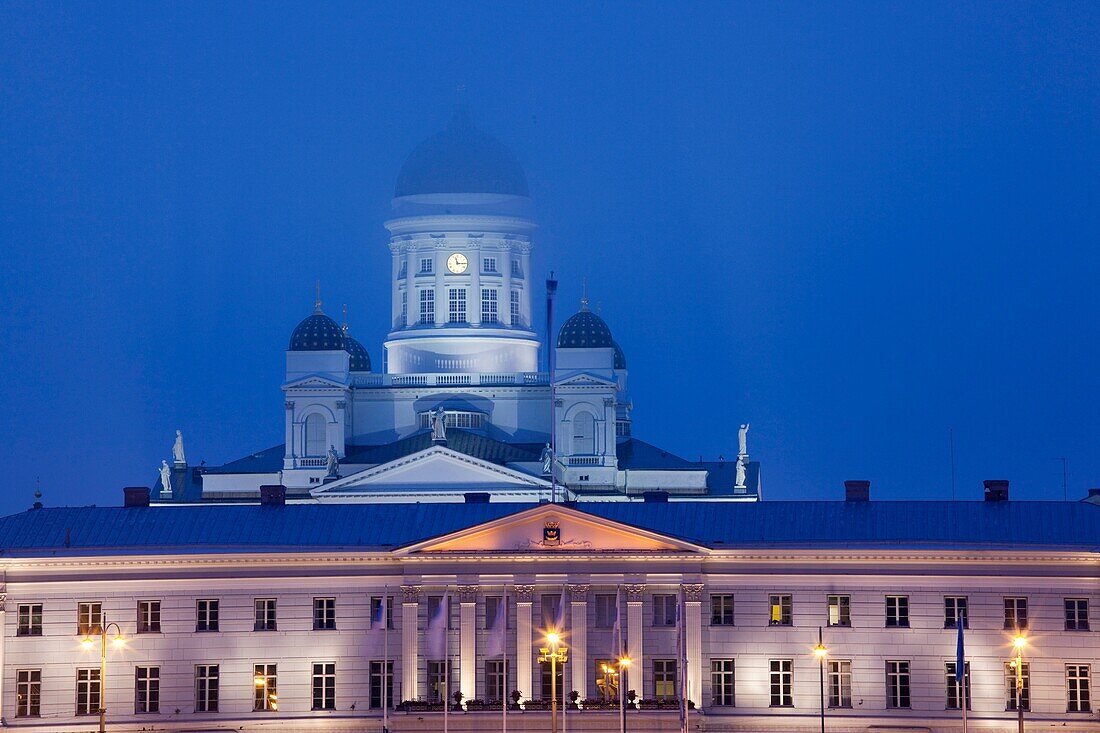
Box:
681, 583, 705, 602
624, 584, 647, 602
457, 585, 479, 603
400, 585, 422, 604
513, 584, 536, 603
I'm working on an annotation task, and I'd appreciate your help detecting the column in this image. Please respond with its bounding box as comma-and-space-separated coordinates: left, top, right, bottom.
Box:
458, 585, 478, 703
625, 584, 646, 699
283, 401, 296, 469
682, 583, 704, 709
569, 584, 589, 701
401, 585, 421, 702
514, 585, 535, 702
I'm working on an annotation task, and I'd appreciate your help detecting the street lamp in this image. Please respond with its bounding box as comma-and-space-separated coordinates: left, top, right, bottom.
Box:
812, 627, 828, 733
617, 656, 631, 733
1010, 635, 1027, 733
80, 618, 126, 733
538, 632, 568, 733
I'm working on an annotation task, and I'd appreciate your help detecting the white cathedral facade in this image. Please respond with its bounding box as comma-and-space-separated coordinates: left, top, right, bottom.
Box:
1, 110, 1098, 733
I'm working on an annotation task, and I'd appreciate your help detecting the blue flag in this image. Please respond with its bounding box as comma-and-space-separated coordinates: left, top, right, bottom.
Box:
955, 621, 965, 682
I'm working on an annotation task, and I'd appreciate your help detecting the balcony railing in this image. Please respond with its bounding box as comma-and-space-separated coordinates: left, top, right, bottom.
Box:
351, 372, 549, 389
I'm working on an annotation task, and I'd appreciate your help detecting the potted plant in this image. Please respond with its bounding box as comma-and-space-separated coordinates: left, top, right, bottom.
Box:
452, 690, 464, 711
568, 690, 580, 710
510, 689, 523, 710
626, 689, 638, 709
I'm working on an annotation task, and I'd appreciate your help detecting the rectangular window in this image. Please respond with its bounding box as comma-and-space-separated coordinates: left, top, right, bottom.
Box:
253, 664, 277, 711
16, 669, 41, 717
481, 288, 498, 323
419, 257, 433, 274
595, 594, 618, 628
254, 599, 277, 631
539, 655, 564, 700
769, 594, 792, 626
196, 599, 219, 632
448, 288, 467, 323
827, 595, 850, 627
312, 662, 336, 710
428, 595, 453, 630
370, 595, 395, 629
511, 259, 522, 277
427, 661, 450, 703
594, 659, 621, 701
711, 659, 735, 706
486, 659, 506, 703
540, 594, 563, 631
398, 261, 407, 279
1005, 661, 1030, 711
710, 594, 734, 626
945, 596, 969, 629
484, 595, 505, 630
137, 600, 161, 633
886, 660, 911, 708
76, 668, 101, 715
195, 665, 219, 713
313, 598, 336, 630
369, 660, 394, 709
828, 660, 852, 707
1066, 598, 1090, 631
401, 290, 407, 326
1067, 664, 1091, 713
946, 662, 971, 710
1005, 597, 1028, 630
483, 257, 497, 273
885, 596, 909, 628
135, 666, 160, 714
769, 659, 793, 706
419, 289, 435, 324
653, 594, 678, 627
17, 604, 42, 636
653, 659, 677, 700
77, 602, 103, 636
510, 290, 521, 326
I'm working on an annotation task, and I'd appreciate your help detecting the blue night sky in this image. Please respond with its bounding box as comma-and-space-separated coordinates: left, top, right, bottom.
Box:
1, 2, 1097, 514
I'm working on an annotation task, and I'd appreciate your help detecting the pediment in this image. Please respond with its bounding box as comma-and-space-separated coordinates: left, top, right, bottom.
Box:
313, 445, 550, 495
398, 503, 707, 554
283, 374, 350, 391
555, 373, 616, 387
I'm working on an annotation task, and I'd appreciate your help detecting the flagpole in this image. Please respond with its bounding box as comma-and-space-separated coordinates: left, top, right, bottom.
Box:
383, 587, 389, 733
503, 589, 508, 733
616, 585, 626, 733
677, 588, 686, 733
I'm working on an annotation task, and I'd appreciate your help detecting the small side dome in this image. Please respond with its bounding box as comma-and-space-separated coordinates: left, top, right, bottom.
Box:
613, 341, 627, 369
345, 335, 372, 372
289, 307, 345, 351
557, 307, 613, 349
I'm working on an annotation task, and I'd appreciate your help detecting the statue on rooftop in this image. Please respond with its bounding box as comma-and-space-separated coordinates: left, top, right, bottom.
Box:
738, 423, 750, 458
735, 456, 747, 489
172, 429, 186, 466
326, 445, 340, 477
431, 408, 447, 442
541, 443, 553, 475
159, 460, 173, 495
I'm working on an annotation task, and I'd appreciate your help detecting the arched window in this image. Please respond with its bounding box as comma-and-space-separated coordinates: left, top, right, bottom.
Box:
305, 414, 327, 457
572, 411, 596, 455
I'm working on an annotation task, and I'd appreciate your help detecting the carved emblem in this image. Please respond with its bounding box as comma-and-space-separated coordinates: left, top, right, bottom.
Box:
543, 520, 561, 547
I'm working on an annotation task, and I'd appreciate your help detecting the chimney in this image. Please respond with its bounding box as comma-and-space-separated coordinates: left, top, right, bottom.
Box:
259, 485, 286, 506
844, 480, 870, 502
983, 479, 1009, 502
123, 487, 150, 507
643, 490, 669, 503
1084, 488, 1100, 505
464, 492, 491, 504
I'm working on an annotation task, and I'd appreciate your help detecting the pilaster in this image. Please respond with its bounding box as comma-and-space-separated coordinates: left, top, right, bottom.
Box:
458, 585, 478, 703
514, 584, 535, 702
682, 583, 704, 708
401, 585, 421, 701
569, 584, 589, 700
624, 584, 646, 699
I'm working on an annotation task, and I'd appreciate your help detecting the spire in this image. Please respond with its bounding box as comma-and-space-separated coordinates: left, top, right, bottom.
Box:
580, 277, 590, 311
314, 280, 323, 313
32, 477, 42, 510
341, 304, 349, 335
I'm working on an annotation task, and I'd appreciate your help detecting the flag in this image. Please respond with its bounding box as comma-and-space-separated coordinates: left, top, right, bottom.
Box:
486, 593, 506, 657
554, 584, 567, 633
371, 594, 387, 631
427, 591, 449, 660
955, 621, 965, 682
611, 586, 622, 658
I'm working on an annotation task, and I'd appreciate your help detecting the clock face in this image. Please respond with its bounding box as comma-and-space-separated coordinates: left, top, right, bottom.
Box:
446, 252, 469, 274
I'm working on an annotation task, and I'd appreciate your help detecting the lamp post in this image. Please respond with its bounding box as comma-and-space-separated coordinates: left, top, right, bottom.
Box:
80, 618, 125, 733
812, 627, 828, 733
1010, 635, 1026, 733
538, 632, 568, 733
618, 656, 631, 733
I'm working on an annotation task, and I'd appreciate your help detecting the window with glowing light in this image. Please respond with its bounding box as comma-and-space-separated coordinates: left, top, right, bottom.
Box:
827, 595, 850, 627
768, 595, 792, 626
77, 601, 102, 636
253, 664, 277, 711
1005, 661, 1030, 711
16, 669, 40, 717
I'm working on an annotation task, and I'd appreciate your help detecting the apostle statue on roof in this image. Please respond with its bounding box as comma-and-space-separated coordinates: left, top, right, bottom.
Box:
738, 423, 750, 458
431, 408, 447, 442
172, 429, 186, 467
159, 460, 173, 496
326, 445, 340, 478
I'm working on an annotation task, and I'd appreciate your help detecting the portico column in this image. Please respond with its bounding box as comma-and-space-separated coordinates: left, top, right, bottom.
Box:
569, 584, 590, 700
682, 583, 705, 709
458, 585, 478, 703
515, 585, 535, 702
401, 585, 422, 701
625, 584, 646, 698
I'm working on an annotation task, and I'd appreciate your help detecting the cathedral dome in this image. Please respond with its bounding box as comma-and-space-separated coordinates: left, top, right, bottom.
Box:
557, 307, 613, 349
289, 310, 346, 351
345, 335, 372, 372
613, 341, 627, 369
395, 107, 529, 198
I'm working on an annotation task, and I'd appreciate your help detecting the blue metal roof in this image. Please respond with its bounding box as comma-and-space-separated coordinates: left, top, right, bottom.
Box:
1, 501, 1097, 557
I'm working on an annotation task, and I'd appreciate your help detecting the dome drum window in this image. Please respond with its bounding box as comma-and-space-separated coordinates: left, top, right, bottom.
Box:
418, 410, 486, 431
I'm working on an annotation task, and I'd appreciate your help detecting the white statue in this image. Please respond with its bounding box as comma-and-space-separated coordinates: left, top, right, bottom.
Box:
738, 423, 750, 458
541, 443, 553, 475
431, 408, 447, 441
172, 429, 186, 465
735, 456, 747, 489
326, 445, 339, 477
159, 460, 173, 495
